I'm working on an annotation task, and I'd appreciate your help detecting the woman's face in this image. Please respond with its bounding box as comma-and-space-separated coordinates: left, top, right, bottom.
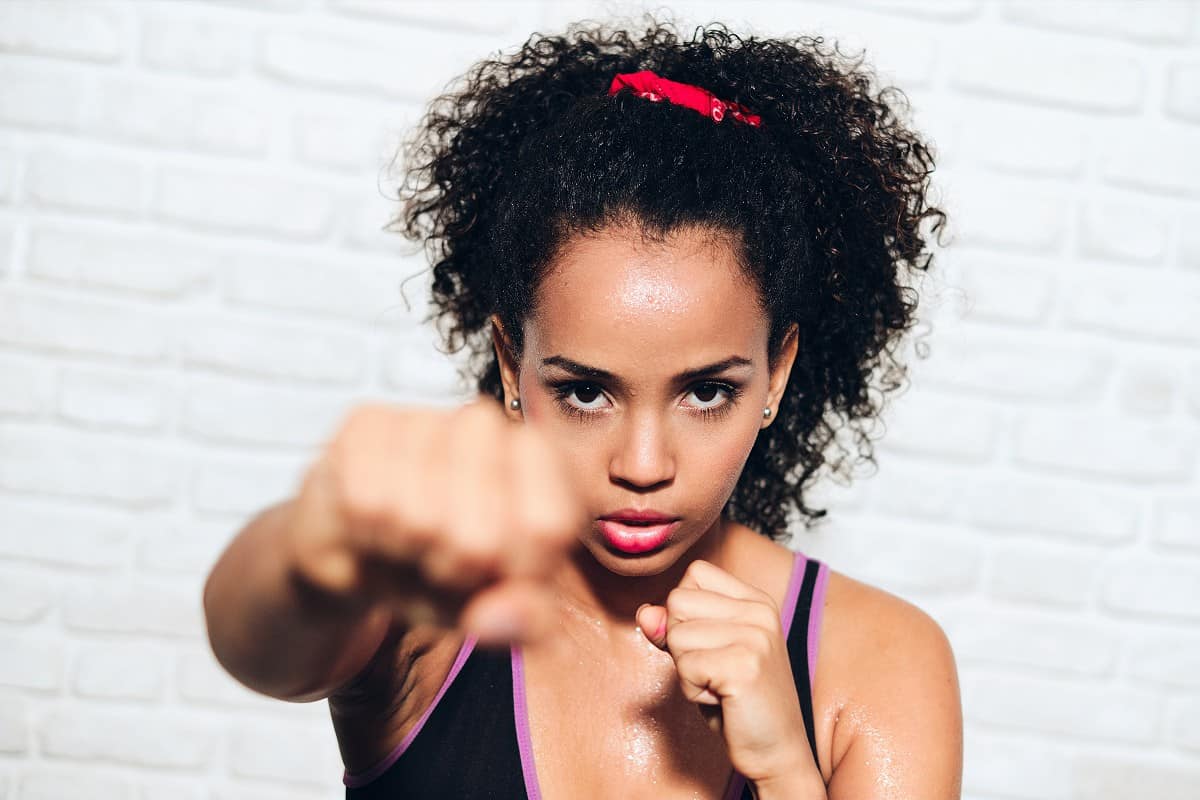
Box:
493, 222, 798, 577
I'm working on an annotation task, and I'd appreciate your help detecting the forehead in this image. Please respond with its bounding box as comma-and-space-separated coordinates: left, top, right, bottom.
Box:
526, 225, 766, 371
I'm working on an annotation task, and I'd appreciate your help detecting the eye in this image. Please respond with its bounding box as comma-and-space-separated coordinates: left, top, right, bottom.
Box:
551, 382, 611, 420
684, 382, 742, 419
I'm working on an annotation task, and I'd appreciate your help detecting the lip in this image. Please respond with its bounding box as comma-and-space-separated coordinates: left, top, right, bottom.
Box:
597, 519, 680, 554
599, 507, 679, 524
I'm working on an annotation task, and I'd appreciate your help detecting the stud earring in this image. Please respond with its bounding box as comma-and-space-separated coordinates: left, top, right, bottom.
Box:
510, 398, 521, 410
762, 407, 772, 418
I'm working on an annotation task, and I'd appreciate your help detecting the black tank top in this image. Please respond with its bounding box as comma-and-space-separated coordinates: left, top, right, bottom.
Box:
343, 551, 830, 799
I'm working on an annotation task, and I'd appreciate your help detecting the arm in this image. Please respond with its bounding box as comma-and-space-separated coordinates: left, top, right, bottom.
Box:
202, 497, 394, 703
824, 598, 963, 800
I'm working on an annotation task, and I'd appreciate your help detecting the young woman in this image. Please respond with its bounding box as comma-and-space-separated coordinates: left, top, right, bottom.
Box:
203, 15, 962, 800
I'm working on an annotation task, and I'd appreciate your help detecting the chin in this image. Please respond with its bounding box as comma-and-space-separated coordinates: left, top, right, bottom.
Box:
580, 535, 682, 577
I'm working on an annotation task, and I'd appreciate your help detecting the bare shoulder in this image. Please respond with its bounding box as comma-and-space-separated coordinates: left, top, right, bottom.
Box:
816, 569, 963, 798
328, 622, 464, 777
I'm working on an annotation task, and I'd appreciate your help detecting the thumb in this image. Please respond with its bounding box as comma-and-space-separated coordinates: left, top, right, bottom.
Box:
636, 603, 668, 650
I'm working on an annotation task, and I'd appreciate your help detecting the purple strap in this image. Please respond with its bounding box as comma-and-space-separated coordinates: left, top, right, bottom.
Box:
342, 633, 479, 788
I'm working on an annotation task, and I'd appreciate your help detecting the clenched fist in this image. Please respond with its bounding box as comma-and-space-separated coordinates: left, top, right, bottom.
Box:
283, 395, 587, 645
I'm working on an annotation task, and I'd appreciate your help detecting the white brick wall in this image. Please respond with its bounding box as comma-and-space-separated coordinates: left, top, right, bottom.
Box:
0, 0, 1196, 797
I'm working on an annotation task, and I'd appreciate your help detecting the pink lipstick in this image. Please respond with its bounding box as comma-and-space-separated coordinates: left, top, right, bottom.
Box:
597, 509, 681, 554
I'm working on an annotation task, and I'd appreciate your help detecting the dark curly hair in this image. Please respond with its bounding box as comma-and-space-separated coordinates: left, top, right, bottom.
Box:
388, 12, 947, 543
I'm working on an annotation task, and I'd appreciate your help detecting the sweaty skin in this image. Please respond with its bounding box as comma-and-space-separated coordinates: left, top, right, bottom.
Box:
330, 221, 963, 799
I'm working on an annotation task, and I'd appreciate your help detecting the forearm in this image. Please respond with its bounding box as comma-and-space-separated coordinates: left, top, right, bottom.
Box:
752, 773, 828, 800
202, 498, 390, 702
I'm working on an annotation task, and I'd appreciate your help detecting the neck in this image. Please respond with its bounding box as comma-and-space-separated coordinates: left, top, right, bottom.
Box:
551, 514, 736, 629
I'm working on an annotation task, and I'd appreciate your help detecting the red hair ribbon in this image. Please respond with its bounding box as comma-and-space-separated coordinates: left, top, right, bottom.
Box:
608, 69, 763, 127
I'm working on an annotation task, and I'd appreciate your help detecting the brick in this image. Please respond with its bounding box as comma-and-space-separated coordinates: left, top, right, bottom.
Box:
963, 730, 1072, 800
965, 673, 1159, 744
1013, 410, 1195, 483
71, 643, 167, 701
209, 783, 331, 800
864, 457, 966, 522
1169, 695, 1200, 753
24, 149, 145, 218
0, 568, 54, 623
938, 172, 1069, 253
61, 578, 204, 639
379, 327, 466, 399
825, 0, 982, 21
0, 60, 86, 130
227, 718, 345, 786
920, 329, 1110, 402
26, 222, 219, 298
1078, 195, 1170, 264
1181, 204, 1200, 269
176, 648, 307, 714
0, 2, 126, 62
58, 364, 169, 431
136, 779, 205, 800
0, 218, 13, 275
950, 32, 1144, 113
1001, 0, 1194, 43
874, 391, 998, 463
1117, 359, 1178, 417
326, 0, 529, 31
0, 354, 55, 418
985, 541, 1105, 610
39, 707, 216, 769
138, 519, 233, 577
0, 148, 13, 203
939, 253, 1054, 324
960, 105, 1086, 178
292, 106, 408, 173
1126, 630, 1200, 689
1154, 496, 1200, 553
1069, 754, 1200, 799
257, 26, 496, 104
156, 165, 333, 239
179, 315, 366, 385
0, 425, 180, 507
0, 634, 63, 691
0, 500, 130, 570
1063, 267, 1200, 345
1101, 555, 1200, 622
140, 11, 244, 77
88, 78, 268, 156
1166, 60, 1200, 123
182, 374, 355, 448
971, 477, 1105, 543
190, 455, 305, 517
847, 524, 980, 596
1099, 127, 1200, 198
223, 247, 420, 323
0, 288, 170, 361
342, 192, 411, 252
949, 606, 1115, 676
18, 768, 133, 800
0, 690, 28, 754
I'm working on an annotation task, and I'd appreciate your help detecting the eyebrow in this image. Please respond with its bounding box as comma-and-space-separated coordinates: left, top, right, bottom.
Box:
539, 354, 753, 391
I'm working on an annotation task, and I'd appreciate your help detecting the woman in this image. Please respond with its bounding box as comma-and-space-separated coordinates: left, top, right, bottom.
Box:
203, 14, 962, 799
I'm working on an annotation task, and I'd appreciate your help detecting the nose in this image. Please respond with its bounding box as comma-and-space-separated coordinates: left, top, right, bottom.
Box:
608, 411, 675, 490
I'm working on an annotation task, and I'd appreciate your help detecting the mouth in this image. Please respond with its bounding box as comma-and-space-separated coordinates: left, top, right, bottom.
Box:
596, 519, 681, 554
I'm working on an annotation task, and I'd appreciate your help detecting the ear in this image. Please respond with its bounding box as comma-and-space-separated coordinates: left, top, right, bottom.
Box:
763, 322, 799, 428
490, 314, 523, 420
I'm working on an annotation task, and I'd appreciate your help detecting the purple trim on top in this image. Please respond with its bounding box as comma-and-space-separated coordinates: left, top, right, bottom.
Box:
511, 644, 544, 800
720, 549, 807, 800
808, 561, 830, 682
342, 633, 479, 788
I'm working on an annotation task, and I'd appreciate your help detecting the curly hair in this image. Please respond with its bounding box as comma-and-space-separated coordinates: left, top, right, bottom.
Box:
388, 12, 947, 542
